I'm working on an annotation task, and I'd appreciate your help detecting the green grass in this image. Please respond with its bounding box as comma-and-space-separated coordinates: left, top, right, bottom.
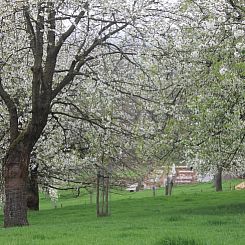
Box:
0, 179, 245, 244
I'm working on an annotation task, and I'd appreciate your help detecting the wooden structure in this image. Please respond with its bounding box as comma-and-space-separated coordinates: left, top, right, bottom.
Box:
96, 169, 110, 217
143, 165, 197, 189
174, 166, 197, 184
143, 169, 165, 189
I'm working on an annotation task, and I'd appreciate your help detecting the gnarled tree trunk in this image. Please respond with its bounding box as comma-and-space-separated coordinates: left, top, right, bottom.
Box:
3, 145, 30, 227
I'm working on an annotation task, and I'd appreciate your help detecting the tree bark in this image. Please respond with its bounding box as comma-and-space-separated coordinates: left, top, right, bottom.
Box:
101, 176, 105, 215
105, 176, 109, 216
165, 176, 170, 196
96, 172, 100, 217
215, 167, 223, 192
3, 121, 47, 227
165, 182, 169, 196
152, 185, 156, 197
27, 164, 39, 211
89, 190, 93, 205
165, 176, 173, 196
168, 181, 173, 196
3, 146, 30, 227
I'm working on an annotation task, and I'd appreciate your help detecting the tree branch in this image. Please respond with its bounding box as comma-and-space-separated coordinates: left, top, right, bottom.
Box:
23, 7, 36, 54
54, 8, 87, 55
0, 78, 18, 141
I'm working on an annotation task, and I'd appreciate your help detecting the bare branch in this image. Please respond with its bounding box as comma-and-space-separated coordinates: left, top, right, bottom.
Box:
54, 9, 86, 55
0, 78, 18, 141
23, 8, 36, 54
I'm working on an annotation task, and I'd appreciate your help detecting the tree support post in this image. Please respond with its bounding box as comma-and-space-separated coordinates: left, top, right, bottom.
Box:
96, 169, 110, 217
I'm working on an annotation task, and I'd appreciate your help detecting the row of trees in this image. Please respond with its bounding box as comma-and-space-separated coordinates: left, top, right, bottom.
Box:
0, 0, 244, 227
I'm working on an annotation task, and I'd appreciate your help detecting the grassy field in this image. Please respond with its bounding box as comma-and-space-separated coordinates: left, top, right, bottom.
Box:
0, 180, 245, 245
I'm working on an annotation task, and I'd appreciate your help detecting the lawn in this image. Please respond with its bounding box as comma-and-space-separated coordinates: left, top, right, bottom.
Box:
0, 180, 245, 245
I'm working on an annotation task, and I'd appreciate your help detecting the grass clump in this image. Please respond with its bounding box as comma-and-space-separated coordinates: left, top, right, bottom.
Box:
155, 237, 203, 245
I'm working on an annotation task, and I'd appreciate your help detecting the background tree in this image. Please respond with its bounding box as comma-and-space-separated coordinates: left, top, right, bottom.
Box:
170, 0, 245, 191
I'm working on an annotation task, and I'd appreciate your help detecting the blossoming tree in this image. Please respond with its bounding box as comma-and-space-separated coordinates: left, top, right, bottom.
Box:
0, 0, 181, 227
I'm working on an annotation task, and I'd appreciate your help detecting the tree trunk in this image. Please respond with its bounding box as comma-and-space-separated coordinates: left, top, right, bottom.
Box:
96, 171, 110, 217
215, 167, 222, 192
27, 164, 39, 211
96, 172, 100, 217
89, 190, 93, 205
165, 182, 169, 196
105, 176, 109, 216
152, 186, 156, 197
165, 176, 170, 196
101, 176, 105, 215
3, 147, 30, 227
165, 176, 173, 196
168, 180, 173, 196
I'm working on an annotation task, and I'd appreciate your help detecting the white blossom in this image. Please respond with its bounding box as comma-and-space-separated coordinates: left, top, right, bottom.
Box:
219, 66, 228, 75
233, 29, 244, 38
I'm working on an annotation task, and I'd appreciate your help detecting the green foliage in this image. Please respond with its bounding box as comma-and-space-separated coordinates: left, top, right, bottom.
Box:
234, 62, 245, 77
179, 0, 192, 12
